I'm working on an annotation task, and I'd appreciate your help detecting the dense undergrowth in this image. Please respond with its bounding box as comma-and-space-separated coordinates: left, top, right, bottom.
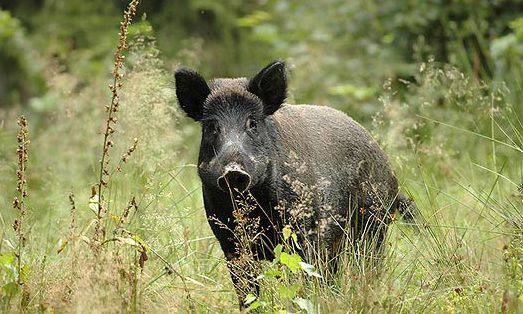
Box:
1, 1, 522, 313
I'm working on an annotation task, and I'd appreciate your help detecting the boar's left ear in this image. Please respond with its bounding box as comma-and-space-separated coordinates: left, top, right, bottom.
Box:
174, 68, 211, 121
248, 60, 287, 115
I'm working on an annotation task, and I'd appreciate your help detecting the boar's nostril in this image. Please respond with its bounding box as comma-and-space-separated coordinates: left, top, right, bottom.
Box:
217, 169, 251, 192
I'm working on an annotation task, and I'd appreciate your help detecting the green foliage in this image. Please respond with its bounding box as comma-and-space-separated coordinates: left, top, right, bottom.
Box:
0, 251, 29, 304
0, 10, 20, 40
0, 9, 45, 106
247, 229, 322, 312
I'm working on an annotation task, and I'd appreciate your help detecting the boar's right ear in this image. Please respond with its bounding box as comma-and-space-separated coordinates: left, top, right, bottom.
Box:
174, 68, 211, 121
248, 60, 287, 115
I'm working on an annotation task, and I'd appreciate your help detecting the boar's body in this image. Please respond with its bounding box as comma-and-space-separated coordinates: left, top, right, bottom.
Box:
175, 61, 412, 307
274, 104, 398, 207
202, 101, 399, 261
273, 104, 398, 247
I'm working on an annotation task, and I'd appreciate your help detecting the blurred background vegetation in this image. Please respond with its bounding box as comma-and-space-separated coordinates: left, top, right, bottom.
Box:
0, 1, 522, 312
2, 0, 522, 117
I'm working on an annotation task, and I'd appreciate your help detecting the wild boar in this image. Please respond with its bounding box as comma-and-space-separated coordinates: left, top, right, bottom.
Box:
174, 61, 415, 307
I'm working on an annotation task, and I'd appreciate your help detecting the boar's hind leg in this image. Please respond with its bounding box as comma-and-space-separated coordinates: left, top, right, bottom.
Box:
349, 194, 390, 265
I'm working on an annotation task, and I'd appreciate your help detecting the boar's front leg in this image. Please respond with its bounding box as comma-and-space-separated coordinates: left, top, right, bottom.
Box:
203, 189, 259, 309
207, 217, 260, 308
224, 251, 260, 309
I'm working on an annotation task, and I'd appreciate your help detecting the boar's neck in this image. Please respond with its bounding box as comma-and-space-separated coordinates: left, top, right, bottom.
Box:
262, 115, 286, 199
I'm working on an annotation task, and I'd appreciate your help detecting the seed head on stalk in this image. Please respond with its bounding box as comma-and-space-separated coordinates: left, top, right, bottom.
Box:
94, 0, 140, 247
13, 115, 29, 287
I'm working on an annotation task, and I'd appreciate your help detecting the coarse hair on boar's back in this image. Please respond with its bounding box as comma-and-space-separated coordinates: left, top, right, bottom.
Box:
175, 60, 416, 308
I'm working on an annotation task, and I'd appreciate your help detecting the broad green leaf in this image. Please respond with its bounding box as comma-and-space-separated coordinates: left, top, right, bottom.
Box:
280, 252, 302, 273
4, 263, 17, 279
299, 262, 322, 278
293, 297, 316, 314
278, 283, 299, 299
263, 268, 282, 279
282, 225, 292, 241
273, 244, 283, 261
1, 282, 19, 298
244, 293, 256, 305
246, 300, 261, 312
0, 252, 17, 279
0, 252, 15, 267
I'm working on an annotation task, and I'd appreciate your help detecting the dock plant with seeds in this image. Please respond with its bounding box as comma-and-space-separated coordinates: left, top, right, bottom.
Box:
13, 116, 29, 285
3, 115, 31, 306
94, 0, 140, 248
79, 0, 191, 310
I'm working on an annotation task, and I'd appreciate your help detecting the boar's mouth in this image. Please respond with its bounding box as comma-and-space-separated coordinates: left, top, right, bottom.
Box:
217, 163, 251, 193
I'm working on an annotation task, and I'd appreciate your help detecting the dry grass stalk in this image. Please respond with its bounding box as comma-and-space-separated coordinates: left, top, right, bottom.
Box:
12, 115, 29, 287
68, 192, 77, 240
11, 115, 31, 309
68, 191, 79, 281
94, 0, 140, 246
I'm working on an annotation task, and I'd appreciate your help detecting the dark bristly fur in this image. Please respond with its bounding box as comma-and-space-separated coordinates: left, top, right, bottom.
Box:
174, 60, 416, 308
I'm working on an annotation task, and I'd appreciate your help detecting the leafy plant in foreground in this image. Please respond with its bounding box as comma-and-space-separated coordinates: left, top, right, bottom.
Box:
246, 226, 321, 313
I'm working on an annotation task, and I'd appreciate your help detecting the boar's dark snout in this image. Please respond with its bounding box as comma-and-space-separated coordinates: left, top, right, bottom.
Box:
217, 164, 251, 193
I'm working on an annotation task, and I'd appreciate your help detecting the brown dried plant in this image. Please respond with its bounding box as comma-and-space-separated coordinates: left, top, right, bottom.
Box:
11, 115, 31, 309
68, 192, 77, 243
93, 0, 140, 247
12, 116, 29, 288
68, 192, 79, 276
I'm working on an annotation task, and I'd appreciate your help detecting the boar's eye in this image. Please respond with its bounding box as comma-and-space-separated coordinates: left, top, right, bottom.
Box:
245, 117, 258, 132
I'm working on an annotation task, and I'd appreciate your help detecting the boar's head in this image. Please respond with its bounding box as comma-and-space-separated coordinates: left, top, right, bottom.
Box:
175, 61, 286, 193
